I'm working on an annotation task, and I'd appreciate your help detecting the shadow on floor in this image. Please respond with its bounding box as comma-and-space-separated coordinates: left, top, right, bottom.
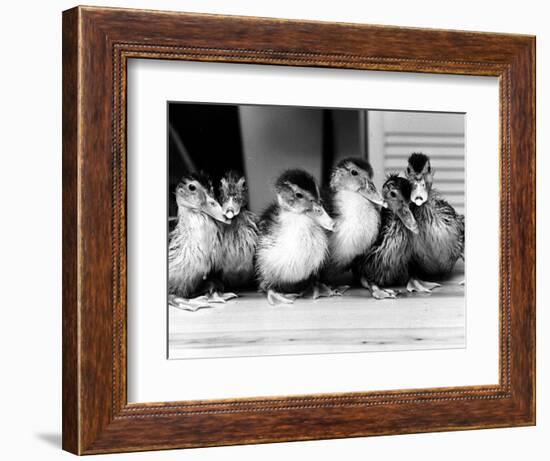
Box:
36, 432, 62, 448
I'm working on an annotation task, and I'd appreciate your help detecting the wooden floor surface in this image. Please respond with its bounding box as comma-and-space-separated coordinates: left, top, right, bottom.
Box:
169, 263, 465, 359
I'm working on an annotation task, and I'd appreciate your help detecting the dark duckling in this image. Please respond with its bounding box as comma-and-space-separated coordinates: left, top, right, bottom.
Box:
256, 169, 335, 305
217, 171, 259, 292
354, 175, 419, 299
405, 152, 464, 291
168, 172, 229, 311
324, 157, 385, 287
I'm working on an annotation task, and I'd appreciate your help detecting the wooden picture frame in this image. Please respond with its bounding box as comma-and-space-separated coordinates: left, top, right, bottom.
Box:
62, 5, 536, 455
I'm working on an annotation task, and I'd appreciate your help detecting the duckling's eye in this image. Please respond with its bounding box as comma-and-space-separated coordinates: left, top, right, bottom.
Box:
350, 169, 358, 176
389, 191, 397, 198
295, 192, 304, 199
188, 184, 196, 192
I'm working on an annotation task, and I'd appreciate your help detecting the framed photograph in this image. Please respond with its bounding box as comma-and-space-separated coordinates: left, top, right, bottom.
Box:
164, 104, 467, 361
62, 6, 535, 455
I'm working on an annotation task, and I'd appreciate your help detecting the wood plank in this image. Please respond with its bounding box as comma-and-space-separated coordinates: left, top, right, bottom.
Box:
169, 265, 465, 359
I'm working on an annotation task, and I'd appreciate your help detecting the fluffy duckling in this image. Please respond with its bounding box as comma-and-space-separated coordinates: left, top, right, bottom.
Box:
256, 169, 335, 305
218, 171, 259, 291
324, 157, 385, 282
405, 152, 464, 291
354, 175, 419, 299
168, 172, 229, 311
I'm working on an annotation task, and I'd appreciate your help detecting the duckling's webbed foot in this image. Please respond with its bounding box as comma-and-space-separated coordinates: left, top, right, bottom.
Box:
168, 294, 211, 312
371, 285, 397, 300
267, 289, 300, 306
208, 291, 238, 303
202, 279, 238, 303
407, 278, 441, 293
360, 277, 396, 300
310, 282, 350, 299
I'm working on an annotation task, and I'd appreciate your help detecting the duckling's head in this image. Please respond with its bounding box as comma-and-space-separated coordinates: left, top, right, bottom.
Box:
383, 175, 419, 234
219, 171, 247, 220
175, 172, 229, 223
406, 152, 433, 206
330, 157, 385, 207
275, 169, 334, 231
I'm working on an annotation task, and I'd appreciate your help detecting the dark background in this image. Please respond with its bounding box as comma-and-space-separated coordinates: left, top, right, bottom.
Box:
168, 102, 370, 218
168, 103, 465, 221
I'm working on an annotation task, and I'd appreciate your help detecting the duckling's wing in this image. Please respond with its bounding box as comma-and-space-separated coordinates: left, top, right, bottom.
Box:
458, 213, 465, 259
432, 196, 461, 223
432, 197, 465, 260
371, 208, 394, 248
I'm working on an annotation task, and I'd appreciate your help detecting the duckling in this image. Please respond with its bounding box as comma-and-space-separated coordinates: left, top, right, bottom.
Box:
405, 152, 465, 291
168, 172, 229, 311
218, 171, 259, 292
354, 175, 419, 299
256, 169, 335, 305
323, 158, 385, 288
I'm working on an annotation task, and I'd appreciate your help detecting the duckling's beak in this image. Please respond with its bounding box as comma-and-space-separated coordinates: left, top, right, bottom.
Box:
411, 182, 428, 206
359, 185, 387, 208
396, 206, 419, 234
310, 205, 335, 232
222, 198, 241, 220
203, 198, 231, 224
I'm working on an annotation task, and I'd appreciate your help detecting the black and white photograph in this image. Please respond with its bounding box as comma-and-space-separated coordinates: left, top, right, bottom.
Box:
167, 103, 465, 359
